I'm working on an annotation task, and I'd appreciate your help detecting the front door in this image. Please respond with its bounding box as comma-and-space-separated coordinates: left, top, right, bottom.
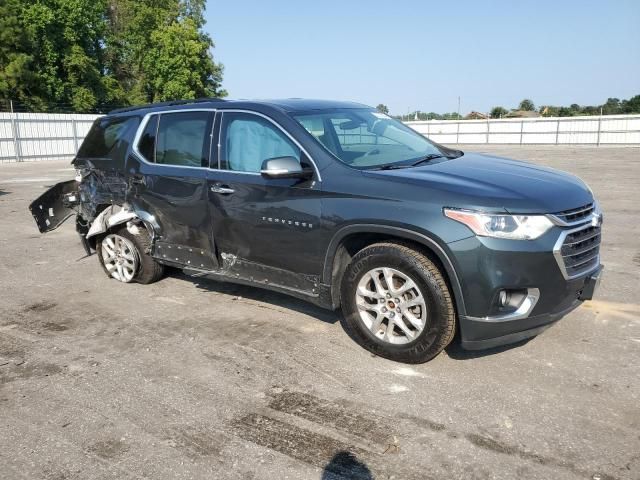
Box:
207, 110, 323, 282
127, 109, 218, 269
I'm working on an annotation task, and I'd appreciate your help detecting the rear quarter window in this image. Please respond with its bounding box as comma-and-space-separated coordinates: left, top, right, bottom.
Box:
77, 116, 139, 164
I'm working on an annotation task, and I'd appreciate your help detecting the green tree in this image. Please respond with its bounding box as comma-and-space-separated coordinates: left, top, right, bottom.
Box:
539, 105, 559, 117
490, 106, 508, 118
601, 97, 621, 115
557, 107, 573, 117
0, 0, 225, 111
104, 0, 180, 104
376, 104, 389, 114
0, 0, 42, 108
22, 0, 112, 111
518, 99, 535, 111
621, 95, 640, 114
143, 17, 225, 102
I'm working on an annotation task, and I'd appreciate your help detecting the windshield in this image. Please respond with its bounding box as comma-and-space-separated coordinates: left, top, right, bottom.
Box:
293, 108, 449, 169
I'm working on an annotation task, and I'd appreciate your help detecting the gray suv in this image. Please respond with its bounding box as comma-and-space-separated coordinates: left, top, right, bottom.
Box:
30, 99, 603, 363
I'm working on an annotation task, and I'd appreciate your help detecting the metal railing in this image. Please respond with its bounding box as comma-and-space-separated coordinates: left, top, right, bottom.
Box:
405, 114, 640, 145
0, 112, 100, 163
1, 112, 639, 164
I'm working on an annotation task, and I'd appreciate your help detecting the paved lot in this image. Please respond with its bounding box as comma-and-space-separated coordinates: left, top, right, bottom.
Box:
0, 146, 639, 480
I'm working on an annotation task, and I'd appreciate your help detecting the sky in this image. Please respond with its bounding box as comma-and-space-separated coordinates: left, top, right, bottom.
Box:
204, 0, 640, 115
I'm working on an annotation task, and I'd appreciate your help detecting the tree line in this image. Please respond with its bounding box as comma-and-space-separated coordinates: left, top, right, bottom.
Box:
491, 96, 640, 118
0, 0, 225, 113
379, 94, 640, 121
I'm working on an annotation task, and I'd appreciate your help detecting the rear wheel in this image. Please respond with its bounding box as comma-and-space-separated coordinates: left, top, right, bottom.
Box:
97, 225, 164, 284
340, 242, 456, 363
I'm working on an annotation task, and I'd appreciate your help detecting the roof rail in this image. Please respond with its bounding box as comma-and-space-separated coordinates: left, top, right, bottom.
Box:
109, 97, 227, 115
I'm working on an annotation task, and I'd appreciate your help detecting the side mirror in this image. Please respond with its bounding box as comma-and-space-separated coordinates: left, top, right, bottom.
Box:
260, 156, 312, 179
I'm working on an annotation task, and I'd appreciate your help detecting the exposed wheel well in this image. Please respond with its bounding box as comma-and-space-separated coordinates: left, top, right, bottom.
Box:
329, 232, 459, 316
83, 203, 112, 250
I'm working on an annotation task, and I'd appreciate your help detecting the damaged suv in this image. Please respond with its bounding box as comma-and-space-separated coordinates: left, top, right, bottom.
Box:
30, 99, 603, 363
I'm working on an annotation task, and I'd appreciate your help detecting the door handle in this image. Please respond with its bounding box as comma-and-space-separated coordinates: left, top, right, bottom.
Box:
130, 174, 146, 186
210, 184, 235, 194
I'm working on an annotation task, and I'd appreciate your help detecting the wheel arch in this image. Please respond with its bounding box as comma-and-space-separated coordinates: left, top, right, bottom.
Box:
323, 224, 466, 317
85, 203, 159, 249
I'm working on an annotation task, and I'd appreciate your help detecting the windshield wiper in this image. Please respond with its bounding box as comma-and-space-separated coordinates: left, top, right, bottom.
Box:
374, 153, 449, 171
376, 163, 411, 170
410, 154, 447, 167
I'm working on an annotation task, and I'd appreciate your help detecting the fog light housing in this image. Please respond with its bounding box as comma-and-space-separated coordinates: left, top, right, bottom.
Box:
496, 288, 530, 313
498, 290, 509, 307
476, 288, 541, 322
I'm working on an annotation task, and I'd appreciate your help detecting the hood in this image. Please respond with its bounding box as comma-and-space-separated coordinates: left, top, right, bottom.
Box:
363, 152, 593, 213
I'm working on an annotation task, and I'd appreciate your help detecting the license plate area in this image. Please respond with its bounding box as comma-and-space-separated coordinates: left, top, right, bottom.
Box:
578, 266, 603, 301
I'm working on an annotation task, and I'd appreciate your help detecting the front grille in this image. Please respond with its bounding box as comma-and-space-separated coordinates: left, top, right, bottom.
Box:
556, 224, 601, 278
552, 203, 594, 225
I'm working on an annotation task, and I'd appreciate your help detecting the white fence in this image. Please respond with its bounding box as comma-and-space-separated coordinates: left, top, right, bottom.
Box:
0, 112, 100, 163
1, 111, 639, 163
405, 114, 640, 145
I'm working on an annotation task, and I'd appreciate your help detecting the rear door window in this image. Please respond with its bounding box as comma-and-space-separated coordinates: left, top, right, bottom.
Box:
135, 111, 213, 167
155, 111, 212, 167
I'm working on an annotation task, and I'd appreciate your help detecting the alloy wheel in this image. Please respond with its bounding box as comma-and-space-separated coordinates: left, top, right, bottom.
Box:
355, 267, 428, 344
100, 234, 139, 283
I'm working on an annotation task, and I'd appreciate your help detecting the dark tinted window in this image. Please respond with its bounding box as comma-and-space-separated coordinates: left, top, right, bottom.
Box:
220, 112, 300, 173
138, 115, 158, 162
77, 116, 138, 160
155, 111, 211, 167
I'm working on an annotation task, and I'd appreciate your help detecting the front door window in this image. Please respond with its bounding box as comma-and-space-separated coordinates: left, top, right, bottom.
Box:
219, 112, 301, 173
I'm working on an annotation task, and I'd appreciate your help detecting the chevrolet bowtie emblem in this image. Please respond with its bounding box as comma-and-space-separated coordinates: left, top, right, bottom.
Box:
591, 213, 603, 227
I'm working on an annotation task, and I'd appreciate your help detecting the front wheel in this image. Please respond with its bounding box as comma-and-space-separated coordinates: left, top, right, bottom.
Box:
340, 242, 456, 363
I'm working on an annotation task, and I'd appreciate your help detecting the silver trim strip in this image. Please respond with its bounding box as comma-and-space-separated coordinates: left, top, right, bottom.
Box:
547, 213, 593, 227
466, 288, 540, 323
562, 243, 599, 258
553, 223, 601, 280
130, 108, 322, 181
566, 251, 600, 268
547, 202, 600, 227
558, 204, 594, 216
563, 230, 601, 246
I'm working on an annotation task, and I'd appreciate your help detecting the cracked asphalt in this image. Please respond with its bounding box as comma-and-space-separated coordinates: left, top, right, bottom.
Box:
0, 146, 639, 480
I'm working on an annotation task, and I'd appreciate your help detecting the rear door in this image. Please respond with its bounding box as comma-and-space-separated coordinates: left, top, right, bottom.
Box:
127, 109, 219, 269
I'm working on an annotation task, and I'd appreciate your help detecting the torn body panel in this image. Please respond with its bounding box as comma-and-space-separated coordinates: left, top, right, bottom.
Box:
86, 205, 139, 240
30, 161, 132, 239
29, 180, 79, 233
74, 161, 128, 222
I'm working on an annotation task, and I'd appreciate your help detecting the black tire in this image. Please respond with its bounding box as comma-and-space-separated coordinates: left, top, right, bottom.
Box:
96, 224, 164, 284
340, 242, 456, 363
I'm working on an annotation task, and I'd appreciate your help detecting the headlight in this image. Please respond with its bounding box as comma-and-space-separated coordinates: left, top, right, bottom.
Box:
444, 208, 553, 240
